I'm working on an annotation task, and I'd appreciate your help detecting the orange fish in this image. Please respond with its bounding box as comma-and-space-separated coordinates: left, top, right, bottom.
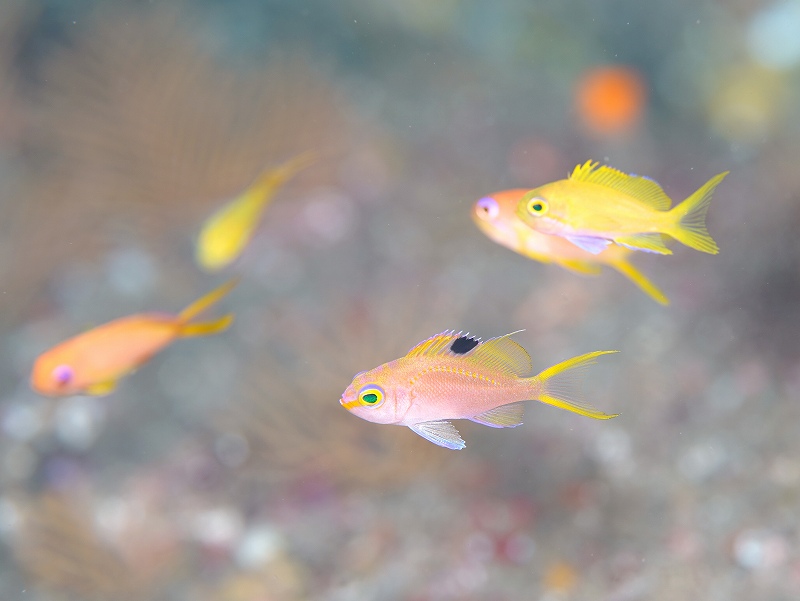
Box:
30, 280, 237, 397
340, 331, 618, 449
472, 190, 669, 304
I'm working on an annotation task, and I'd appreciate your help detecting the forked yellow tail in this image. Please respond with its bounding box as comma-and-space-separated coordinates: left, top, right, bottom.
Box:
529, 350, 619, 419
667, 171, 728, 254
177, 279, 237, 337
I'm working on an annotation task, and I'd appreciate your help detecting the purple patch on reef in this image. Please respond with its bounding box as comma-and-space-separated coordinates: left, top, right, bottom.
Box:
52, 365, 74, 385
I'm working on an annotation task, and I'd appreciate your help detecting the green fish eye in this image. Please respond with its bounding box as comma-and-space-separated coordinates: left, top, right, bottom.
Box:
358, 385, 385, 407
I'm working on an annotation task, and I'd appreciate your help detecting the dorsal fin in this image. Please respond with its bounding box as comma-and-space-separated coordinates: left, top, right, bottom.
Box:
569, 160, 672, 211
405, 331, 481, 358
405, 331, 532, 377
467, 332, 532, 376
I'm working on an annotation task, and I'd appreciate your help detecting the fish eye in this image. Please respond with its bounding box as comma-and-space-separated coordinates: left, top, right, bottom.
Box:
475, 197, 500, 220
358, 384, 385, 407
52, 365, 74, 386
526, 197, 548, 216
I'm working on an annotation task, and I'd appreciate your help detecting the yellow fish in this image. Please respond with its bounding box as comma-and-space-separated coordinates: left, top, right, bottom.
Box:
30, 280, 237, 397
196, 153, 313, 271
340, 331, 618, 449
515, 160, 728, 256
473, 189, 669, 305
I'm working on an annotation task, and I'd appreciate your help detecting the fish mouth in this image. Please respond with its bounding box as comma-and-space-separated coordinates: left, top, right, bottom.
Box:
340, 396, 360, 411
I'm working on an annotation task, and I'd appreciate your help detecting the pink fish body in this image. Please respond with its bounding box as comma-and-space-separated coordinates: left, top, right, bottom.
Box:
340, 331, 618, 449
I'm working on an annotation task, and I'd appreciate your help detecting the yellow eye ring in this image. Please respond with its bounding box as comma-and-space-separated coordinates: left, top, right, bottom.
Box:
358, 385, 385, 407
526, 197, 548, 216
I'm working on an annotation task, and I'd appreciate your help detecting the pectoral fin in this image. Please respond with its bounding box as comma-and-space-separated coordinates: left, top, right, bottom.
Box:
409, 420, 466, 449
85, 380, 117, 396
469, 402, 526, 428
564, 235, 611, 255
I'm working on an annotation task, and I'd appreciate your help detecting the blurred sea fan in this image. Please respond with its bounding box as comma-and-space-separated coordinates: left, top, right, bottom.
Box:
228, 271, 467, 491
13, 493, 177, 600
3, 4, 352, 324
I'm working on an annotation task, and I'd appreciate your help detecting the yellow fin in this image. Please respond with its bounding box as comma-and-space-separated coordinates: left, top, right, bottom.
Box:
555, 258, 603, 276
469, 402, 526, 428
179, 314, 234, 337
405, 330, 531, 376
667, 171, 727, 255
405, 331, 466, 358
178, 279, 238, 323
467, 332, 532, 376
85, 380, 117, 396
569, 160, 672, 210
610, 258, 669, 305
530, 350, 619, 419
614, 233, 673, 255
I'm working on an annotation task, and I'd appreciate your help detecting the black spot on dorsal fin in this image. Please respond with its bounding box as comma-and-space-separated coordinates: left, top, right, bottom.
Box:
450, 335, 480, 355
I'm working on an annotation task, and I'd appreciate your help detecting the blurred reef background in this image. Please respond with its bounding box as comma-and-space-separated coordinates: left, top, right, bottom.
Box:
2, 0, 800, 599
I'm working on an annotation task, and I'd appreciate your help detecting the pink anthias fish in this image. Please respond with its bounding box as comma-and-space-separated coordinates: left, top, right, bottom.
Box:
340, 331, 618, 449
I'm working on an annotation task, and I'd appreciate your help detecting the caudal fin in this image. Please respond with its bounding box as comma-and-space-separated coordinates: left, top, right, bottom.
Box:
667, 171, 728, 254
611, 258, 669, 305
178, 279, 238, 324
528, 350, 619, 419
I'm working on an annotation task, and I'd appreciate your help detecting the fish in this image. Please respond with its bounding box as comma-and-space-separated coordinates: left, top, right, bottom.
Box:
472, 190, 669, 305
339, 330, 618, 449
515, 160, 729, 256
30, 280, 237, 397
196, 152, 314, 271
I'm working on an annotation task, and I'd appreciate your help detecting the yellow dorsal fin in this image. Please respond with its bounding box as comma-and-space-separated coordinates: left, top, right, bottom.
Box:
178, 279, 238, 323
406, 330, 532, 376
405, 331, 465, 358
569, 160, 672, 211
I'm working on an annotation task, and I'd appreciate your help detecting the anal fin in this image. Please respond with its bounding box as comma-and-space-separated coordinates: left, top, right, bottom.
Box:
614, 233, 672, 255
180, 314, 234, 337
409, 420, 466, 449
85, 380, 117, 396
469, 402, 525, 428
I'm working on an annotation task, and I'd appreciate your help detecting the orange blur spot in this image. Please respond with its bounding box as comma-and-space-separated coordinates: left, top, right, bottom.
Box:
544, 561, 578, 593
575, 66, 646, 135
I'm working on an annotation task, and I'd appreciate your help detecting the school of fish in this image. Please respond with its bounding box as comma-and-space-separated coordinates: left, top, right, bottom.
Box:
30, 153, 728, 450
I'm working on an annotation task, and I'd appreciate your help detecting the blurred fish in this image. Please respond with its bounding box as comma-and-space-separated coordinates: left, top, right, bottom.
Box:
472, 190, 669, 305
575, 65, 646, 136
515, 161, 728, 256
196, 153, 314, 271
340, 331, 618, 449
30, 280, 237, 397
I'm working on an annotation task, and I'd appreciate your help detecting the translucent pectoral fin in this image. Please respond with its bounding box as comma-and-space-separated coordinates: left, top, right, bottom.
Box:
409, 420, 466, 449
564, 235, 611, 255
469, 402, 526, 428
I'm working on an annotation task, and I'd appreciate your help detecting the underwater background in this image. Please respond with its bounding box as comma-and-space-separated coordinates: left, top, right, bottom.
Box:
2, 0, 800, 599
